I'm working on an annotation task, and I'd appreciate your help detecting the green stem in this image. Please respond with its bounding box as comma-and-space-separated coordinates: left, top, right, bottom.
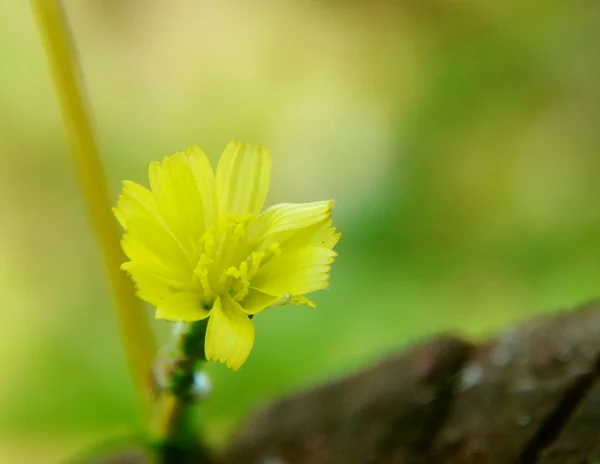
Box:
30, 0, 156, 418
150, 320, 212, 463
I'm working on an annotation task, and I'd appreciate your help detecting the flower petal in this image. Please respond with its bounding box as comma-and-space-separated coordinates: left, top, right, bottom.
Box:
115, 181, 192, 282
113, 180, 156, 230
114, 180, 163, 232
121, 261, 173, 306
251, 246, 337, 296
149, 149, 213, 252
288, 295, 317, 308
205, 294, 255, 370
121, 233, 192, 285
241, 288, 316, 315
240, 288, 279, 315
156, 292, 210, 322
248, 200, 333, 242
283, 219, 341, 250
319, 224, 342, 249
215, 141, 271, 217
186, 145, 215, 229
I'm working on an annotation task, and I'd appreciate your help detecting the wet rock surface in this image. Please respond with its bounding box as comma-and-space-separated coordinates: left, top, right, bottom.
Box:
221, 300, 600, 463
431, 302, 600, 463
222, 336, 473, 464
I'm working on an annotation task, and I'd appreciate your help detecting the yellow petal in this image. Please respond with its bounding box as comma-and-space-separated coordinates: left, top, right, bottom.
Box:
116, 181, 192, 282
215, 141, 271, 217
149, 149, 213, 252
251, 246, 337, 296
121, 233, 192, 285
156, 292, 210, 322
277, 216, 340, 251
241, 288, 316, 315
185, 145, 215, 229
113, 180, 156, 230
205, 294, 255, 370
121, 261, 173, 306
288, 295, 317, 308
240, 288, 279, 315
249, 200, 333, 242
319, 224, 341, 249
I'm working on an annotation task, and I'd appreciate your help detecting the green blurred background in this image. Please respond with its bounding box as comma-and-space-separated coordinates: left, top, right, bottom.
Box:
2, 0, 600, 461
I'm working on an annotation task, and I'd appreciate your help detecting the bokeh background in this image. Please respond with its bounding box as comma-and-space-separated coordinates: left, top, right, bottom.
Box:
2, 0, 600, 461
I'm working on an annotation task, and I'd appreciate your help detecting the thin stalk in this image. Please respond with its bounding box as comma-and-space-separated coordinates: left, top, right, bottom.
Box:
30, 0, 156, 418
150, 320, 211, 463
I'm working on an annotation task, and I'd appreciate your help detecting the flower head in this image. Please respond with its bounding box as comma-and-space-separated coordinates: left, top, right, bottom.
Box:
114, 142, 340, 370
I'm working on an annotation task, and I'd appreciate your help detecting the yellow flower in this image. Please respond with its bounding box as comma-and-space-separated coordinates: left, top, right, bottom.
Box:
114, 142, 340, 370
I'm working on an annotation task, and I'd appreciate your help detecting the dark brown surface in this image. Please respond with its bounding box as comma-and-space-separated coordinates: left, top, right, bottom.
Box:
221, 300, 600, 463
536, 380, 600, 463
222, 336, 473, 464
431, 302, 600, 463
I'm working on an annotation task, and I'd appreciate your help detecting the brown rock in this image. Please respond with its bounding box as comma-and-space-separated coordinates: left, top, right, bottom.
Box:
220, 336, 473, 464
432, 301, 600, 463
536, 380, 600, 463
221, 300, 600, 463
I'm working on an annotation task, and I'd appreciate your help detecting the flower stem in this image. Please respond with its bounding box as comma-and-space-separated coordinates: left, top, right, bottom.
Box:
150, 320, 211, 463
30, 0, 156, 418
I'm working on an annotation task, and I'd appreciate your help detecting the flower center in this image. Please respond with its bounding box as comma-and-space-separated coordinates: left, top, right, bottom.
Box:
192, 214, 279, 305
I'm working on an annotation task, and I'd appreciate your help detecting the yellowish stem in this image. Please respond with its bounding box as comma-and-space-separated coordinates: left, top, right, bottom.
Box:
31, 0, 156, 418
150, 393, 182, 441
